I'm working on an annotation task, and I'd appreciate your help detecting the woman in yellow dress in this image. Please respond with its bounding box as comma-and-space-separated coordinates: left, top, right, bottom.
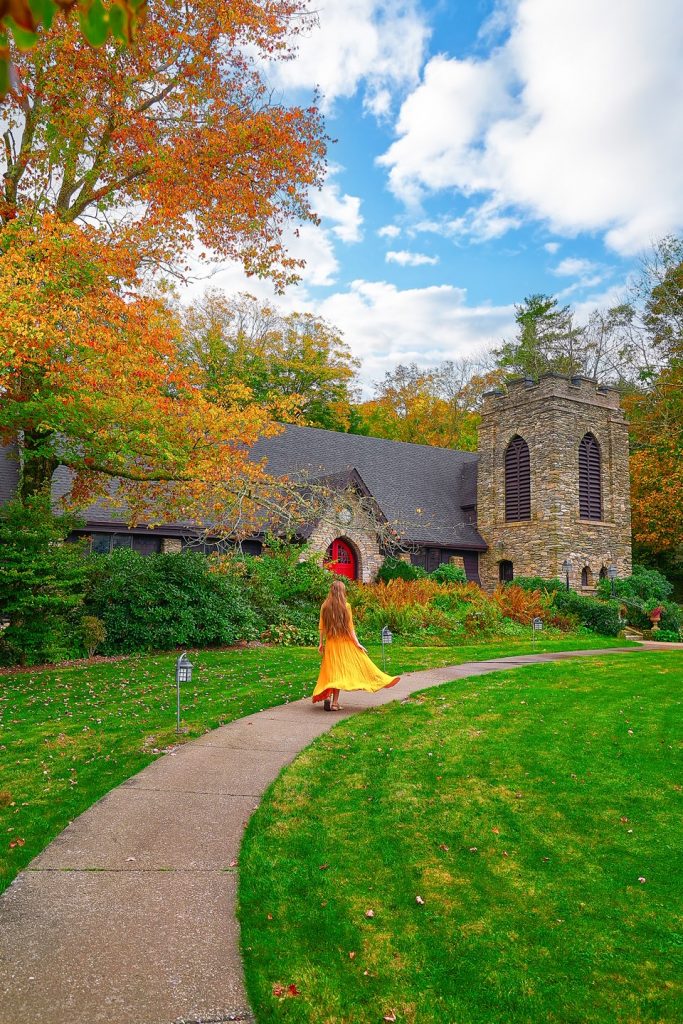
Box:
313, 580, 400, 711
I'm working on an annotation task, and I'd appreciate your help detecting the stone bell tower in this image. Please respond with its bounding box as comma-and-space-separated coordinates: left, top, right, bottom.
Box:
477, 374, 631, 591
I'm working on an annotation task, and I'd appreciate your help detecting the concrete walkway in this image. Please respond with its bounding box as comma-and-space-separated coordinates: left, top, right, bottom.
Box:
0, 647, 648, 1023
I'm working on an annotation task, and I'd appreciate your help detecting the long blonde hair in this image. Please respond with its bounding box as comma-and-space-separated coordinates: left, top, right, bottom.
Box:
321, 580, 352, 638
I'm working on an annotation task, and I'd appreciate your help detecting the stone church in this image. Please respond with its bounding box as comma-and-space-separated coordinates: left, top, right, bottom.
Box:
0, 373, 632, 591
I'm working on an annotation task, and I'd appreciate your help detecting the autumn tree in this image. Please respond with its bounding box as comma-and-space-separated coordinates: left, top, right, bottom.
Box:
179, 291, 360, 431
354, 360, 500, 450
625, 237, 683, 583
1, 0, 327, 519
1, 2, 147, 94
0, 217, 286, 534
2, 1, 325, 283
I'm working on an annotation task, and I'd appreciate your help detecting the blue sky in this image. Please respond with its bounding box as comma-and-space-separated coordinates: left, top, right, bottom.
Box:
185, 0, 683, 392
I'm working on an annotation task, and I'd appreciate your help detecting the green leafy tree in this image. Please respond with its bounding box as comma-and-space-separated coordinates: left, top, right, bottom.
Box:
0, 495, 88, 664
495, 294, 585, 378
180, 291, 360, 431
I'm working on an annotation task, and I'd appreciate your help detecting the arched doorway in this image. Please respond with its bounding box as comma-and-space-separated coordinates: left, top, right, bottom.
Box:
325, 538, 357, 580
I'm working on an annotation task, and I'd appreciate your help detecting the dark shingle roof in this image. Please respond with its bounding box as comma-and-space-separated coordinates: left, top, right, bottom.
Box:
252, 425, 486, 550
1, 428, 487, 550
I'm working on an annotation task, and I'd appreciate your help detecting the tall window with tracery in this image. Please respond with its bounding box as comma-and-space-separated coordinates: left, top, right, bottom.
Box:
579, 432, 602, 520
504, 435, 531, 521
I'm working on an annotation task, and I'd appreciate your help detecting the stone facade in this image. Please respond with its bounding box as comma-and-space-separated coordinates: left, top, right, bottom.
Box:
477, 375, 632, 592
303, 496, 383, 583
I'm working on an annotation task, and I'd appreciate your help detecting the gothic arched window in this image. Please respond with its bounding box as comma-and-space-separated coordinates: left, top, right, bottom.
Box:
579, 433, 602, 520
505, 436, 531, 521
499, 560, 514, 583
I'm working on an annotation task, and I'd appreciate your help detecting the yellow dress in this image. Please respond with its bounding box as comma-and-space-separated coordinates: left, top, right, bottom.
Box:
312, 604, 400, 704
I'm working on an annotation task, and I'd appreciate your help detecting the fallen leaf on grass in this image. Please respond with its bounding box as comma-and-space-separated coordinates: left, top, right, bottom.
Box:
229, 860, 238, 867
492, 827, 500, 835
469, 847, 478, 853
439, 843, 449, 852
8, 838, 25, 849
349, 951, 356, 960
319, 863, 329, 870
365, 909, 375, 918
638, 877, 646, 884
272, 983, 299, 998
415, 895, 424, 905
383, 1012, 397, 1022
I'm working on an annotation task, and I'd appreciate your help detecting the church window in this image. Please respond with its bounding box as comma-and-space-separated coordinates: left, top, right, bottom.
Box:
579, 433, 602, 519
499, 559, 514, 583
581, 566, 594, 587
504, 436, 531, 521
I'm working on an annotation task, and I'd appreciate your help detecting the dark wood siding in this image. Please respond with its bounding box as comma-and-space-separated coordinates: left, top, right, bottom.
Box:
579, 433, 602, 519
462, 552, 480, 584
505, 436, 531, 521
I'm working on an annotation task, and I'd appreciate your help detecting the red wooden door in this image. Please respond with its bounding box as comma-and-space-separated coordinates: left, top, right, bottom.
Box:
325, 539, 357, 580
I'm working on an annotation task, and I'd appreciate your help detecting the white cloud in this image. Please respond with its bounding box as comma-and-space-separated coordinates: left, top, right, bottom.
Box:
271, 0, 430, 116
553, 257, 598, 277
414, 199, 522, 243
378, 224, 402, 238
379, 0, 683, 253
182, 220, 340, 303
386, 249, 439, 266
318, 280, 515, 389
313, 179, 363, 243
544, 242, 561, 254
181, 265, 514, 394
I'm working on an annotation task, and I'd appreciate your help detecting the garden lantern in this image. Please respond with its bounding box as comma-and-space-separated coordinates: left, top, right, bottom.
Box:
561, 559, 572, 591
175, 653, 193, 733
607, 564, 618, 598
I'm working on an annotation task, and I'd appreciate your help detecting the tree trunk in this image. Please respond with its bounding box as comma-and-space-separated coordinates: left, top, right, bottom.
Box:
18, 430, 59, 501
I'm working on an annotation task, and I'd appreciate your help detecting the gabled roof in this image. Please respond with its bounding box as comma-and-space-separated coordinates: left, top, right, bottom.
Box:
252, 425, 486, 550
1, 427, 487, 551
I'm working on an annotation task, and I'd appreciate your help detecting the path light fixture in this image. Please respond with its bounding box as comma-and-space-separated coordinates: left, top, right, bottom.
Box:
607, 564, 618, 598
561, 559, 572, 592
175, 652, 193, 734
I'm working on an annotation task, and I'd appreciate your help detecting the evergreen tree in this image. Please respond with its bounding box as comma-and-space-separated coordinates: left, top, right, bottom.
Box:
0, 496, 88, 665
495, 294, 585, 377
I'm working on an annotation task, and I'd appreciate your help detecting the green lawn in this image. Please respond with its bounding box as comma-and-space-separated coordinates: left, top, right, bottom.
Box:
0, 635, 630, 893
239, 651, 682, 1024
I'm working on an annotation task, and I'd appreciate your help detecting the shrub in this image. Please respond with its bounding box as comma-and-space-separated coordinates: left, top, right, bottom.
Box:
261, 623, 319, 646
431, 563, 467, 584
464, 600, 503, 637
660, 601, 682, 633
85, 549, 257, 654
650, 629, 681, 643
597, 564, 674, 606
552, 590, 621, 636
80, 615, 107, 658
376, 556, 426, 583
492, 584, 548, 625
0, 496, 89, 666
217, 547, 332, 640
511, 576, 565, 594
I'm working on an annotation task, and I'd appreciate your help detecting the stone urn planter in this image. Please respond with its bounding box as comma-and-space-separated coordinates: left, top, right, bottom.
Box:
649, 606, 664, 631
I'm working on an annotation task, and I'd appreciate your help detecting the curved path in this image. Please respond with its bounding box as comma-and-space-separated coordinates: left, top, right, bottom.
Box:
0, 647, 648, 1023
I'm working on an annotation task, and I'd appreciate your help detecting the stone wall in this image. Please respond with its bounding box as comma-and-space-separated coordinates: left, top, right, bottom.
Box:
477, 375, 632, 591
304, 498, 383, 583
